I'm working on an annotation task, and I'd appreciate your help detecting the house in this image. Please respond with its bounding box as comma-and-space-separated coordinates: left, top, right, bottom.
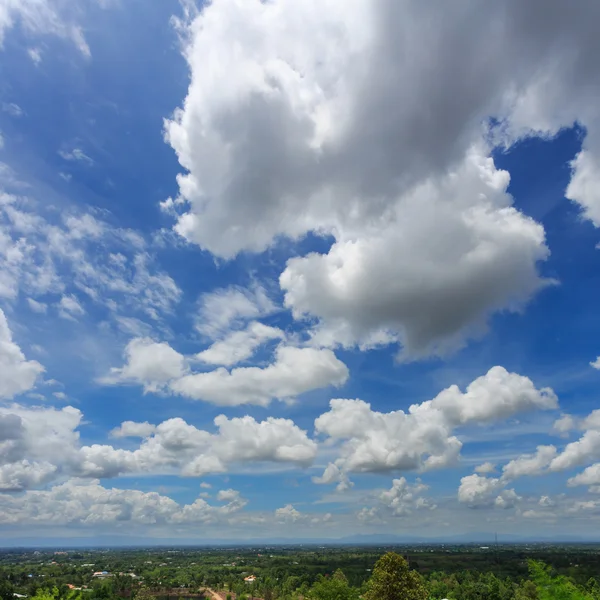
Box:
14, 594, 28, 598
244, 576, 257, 584
92, 571, 111, 579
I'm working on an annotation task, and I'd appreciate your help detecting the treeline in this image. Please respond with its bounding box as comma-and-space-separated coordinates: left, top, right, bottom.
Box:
5, 553, 600, 600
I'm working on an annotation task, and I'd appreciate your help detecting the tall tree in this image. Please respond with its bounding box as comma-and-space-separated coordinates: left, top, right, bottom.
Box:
364, 553, 427, 600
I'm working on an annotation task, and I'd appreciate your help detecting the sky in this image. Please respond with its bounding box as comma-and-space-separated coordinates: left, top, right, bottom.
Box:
1, 0, 600, 545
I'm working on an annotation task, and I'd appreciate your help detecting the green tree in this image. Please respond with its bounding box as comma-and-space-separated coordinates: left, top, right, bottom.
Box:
32, 587, 60, 600
308, 573, 357, 600
363, 553, 427, 600
528, 560, 592, 600
0, 579, 14, 600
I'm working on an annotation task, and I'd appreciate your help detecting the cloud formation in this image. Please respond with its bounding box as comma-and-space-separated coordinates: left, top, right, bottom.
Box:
104, 336, 349, 406
0, 308, 44, 400
164, 0, 600, 359
314, 366, 557, 484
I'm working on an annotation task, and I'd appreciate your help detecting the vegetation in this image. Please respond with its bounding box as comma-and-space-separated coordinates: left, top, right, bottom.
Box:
3, 546, 600, 600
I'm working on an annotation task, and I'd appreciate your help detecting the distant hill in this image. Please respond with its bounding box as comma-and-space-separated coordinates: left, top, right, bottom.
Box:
4, 532, 600, 548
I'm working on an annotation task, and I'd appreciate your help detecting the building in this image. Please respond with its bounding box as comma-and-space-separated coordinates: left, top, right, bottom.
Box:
92, 571, 112, 579
244, 576, 257, 584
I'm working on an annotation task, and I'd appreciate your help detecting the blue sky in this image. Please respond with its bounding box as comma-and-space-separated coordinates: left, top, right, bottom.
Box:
2, 0, 600, 543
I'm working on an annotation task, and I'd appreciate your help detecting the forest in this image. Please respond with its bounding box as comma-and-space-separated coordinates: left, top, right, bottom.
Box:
2, 545, 600, 600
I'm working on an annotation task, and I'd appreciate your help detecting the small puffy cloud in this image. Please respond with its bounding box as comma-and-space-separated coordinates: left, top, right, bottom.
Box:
273, 504, 330, 526
550, 430, 600, 472
314, 366, 556, 482
312, 463, 353, 492
57, 294, 85, 320
101, 338, 187, 393
494, 489, 521, 510
196, 321, 285, 366
502, 445, 557, 480
0, 308, 44, 400
358, 478, 435, 523
539, 495, 556, 508
591, 357, 600, 370
110, 421, 157, 439
474, 462, 496, 474
553, 414, 576, 436
199, 482, 211, 489
378, 478, 436, 516
568, 463, 600, 488
275, 504, 302, 523
458, 474, 519, 509
196, 285, 276, 339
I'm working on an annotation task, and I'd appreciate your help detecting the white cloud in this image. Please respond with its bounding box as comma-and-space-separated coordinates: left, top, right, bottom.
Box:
550, 430, 600, 472
57, 294, 86, 320
274, 504, 331, 526
0, 460, 57, 491
502, 445, 557, 480
195, 285, 276, 339
164, 0, 600, 359
378, 478, 436, 516
275, 504, 302, 523
553, 414, 576, 436
566, 151, 600, 227
0, 478, 247, 526
27, 298, 47, 314
0, 403, 83, 490
78, 413, 318, 480
474, 462, 496, 474
0, 0, 91, 56
457, 474, 519, 509
102, 338, 187, 393
591, 357, 600, 370
0, 398, 318, 490
58, 148, 93, 165
1, 103, 22, 117
314, 366, 556, 482
172, 345, 348, 406
27, 46, 41, 64
281, 149, 551, 358
196, 321, 284, 366
110, 421, 157, 439
0, 192, 181, 323
568, 463, 600, 488
106, 337, 348, 406
0, 308, 44, 400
